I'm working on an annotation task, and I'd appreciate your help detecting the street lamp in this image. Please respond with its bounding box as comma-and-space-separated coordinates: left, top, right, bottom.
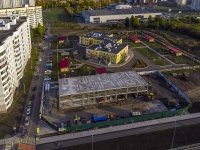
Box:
23, 82, 26, 94
13, 126, 16, 135
171, 116, 177, 149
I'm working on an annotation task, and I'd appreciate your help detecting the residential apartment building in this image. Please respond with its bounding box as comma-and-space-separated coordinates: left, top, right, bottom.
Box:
176, 0, 186, 5
0, 0, 35, 8
0, 5, 43, 28
0, 16, 31, 112
191, 0, 200, 10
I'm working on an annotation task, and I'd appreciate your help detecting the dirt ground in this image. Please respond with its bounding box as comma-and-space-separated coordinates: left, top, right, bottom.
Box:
165, 70, 200, 102
163, 70, 200, 112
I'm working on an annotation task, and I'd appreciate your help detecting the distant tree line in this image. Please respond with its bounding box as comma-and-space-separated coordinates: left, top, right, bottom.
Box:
109, 15, 200, 40
36, 0, 119, 15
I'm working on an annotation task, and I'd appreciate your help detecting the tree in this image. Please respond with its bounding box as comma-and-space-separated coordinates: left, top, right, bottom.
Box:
133, 17, 140, 28
125, 17, 130, 28
37, 23, 43, 36
130, 15, 134, 28
30, 30, 34, 39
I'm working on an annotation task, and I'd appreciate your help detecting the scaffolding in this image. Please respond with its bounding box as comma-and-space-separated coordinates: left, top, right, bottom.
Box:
59, 71, 149, 109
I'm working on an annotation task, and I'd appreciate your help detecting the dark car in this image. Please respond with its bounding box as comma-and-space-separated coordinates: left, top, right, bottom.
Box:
21, 128, 27, 137
30, 94, 35, 101
34, 75, 39, 80
32, 86, 37, 91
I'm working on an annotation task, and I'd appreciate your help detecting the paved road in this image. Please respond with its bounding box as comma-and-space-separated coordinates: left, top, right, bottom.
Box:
36, 116, 200, 150
18, 23, 52, 139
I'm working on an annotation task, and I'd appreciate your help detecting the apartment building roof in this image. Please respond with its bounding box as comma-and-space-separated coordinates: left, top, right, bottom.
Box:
0, 17, 27, 45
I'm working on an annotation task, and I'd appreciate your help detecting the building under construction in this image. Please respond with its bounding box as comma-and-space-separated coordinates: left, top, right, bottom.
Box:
59, 71, 149, 109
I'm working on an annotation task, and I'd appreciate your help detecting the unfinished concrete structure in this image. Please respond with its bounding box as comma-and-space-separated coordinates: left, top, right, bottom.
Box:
59, 71, 149, 109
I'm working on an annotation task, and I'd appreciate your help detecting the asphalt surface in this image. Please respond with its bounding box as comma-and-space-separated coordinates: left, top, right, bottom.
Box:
19, 23, 52, 139
36, 117, 200, 150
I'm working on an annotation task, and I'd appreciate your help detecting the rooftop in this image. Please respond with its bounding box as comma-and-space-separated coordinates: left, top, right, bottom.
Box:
59, 71, 148, 96
0, 17, 27, 45
131, 36, 140, 41
87, 39, 127, 54
144, 35, 154, 40
82, 32, 113, 40
168, 46, 181, 53
83, 8, 161, 16
60, 59, 68, 69
96, 68, 107, 74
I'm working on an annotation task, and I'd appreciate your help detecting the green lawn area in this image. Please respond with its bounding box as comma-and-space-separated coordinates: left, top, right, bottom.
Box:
152, 59, 171, 66
132, 59, 147, 68
129, 42, 145, 48
166, 55, 199, 66
51, 51, 85, 81
0, 47, 39, 138
135, 48, 160, 60
135, 48, 170, 66
143, 41, 166, 52
43, 8, 66, 23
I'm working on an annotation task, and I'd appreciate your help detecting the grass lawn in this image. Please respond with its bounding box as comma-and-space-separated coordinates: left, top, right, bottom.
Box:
143, 41, 166, 52
129, 42, 145, 48
152, 59, 171, 66
0, 47, 39, 138
43, 8, 66, 23
51, 51, 96, 80
135, 48, 171, 66
166, 55, 199, 66
135, 48, 160, 60
132, 59, 147, 68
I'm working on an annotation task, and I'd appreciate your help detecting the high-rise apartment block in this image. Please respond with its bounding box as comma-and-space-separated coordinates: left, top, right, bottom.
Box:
191, 0, 200, 10
0, 0, 42, 29
0, 16, 31, 112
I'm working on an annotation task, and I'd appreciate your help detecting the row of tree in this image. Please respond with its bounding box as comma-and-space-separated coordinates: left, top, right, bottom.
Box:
109, 15, 200, 40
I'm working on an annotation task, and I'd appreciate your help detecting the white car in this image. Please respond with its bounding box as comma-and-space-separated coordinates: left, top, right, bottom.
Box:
28, 101, 32, 108
44, 77, 51, 81
26, 108, 31, 115
39, 58, 42, 62
45, 70, 52, 74
25, 116, 30, 126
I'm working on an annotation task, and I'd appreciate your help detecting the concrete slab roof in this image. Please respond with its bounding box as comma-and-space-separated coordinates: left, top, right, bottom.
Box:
83, 8, 161, 16
59, 71, 148, 96
0, 17, 27, 45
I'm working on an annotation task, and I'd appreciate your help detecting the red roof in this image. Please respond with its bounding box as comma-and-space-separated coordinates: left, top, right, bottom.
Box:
144, 35, 154, 40
58, 36, 64, 41
60, 59, 68, 69
168, 46, 181, 53
18, 144, 35, 150
131, 36, 140, 41
96, 68, 107, 74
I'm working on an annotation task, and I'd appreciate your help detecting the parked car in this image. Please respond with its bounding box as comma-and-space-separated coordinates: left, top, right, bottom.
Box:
39, 58, 42, 62
25, 116, 30, 126
26, 108, 31, 115
30, 94, 35, 101
36, 68, 40, 72
28, 101, 32, 108
44, 76, 51, 81
32, 86, 36, 91
44, 70, 52, 74
21, 128, 27, 137
34, 75, 39, 80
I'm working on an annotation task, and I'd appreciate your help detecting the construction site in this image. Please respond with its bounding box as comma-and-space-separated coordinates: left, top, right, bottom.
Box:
40, 70, 189, 131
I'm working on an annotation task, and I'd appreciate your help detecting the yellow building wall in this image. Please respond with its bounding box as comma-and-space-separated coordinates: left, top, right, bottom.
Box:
60, 67, 69, 72
176, 52, 182, 56
88, 45, 128, 64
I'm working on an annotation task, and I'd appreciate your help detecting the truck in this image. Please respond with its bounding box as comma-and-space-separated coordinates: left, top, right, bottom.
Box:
92, 114, 107, 123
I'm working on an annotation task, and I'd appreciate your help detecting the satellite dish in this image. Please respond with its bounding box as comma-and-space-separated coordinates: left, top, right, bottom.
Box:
12, 16, 15, 19
4, 20, 9, 23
